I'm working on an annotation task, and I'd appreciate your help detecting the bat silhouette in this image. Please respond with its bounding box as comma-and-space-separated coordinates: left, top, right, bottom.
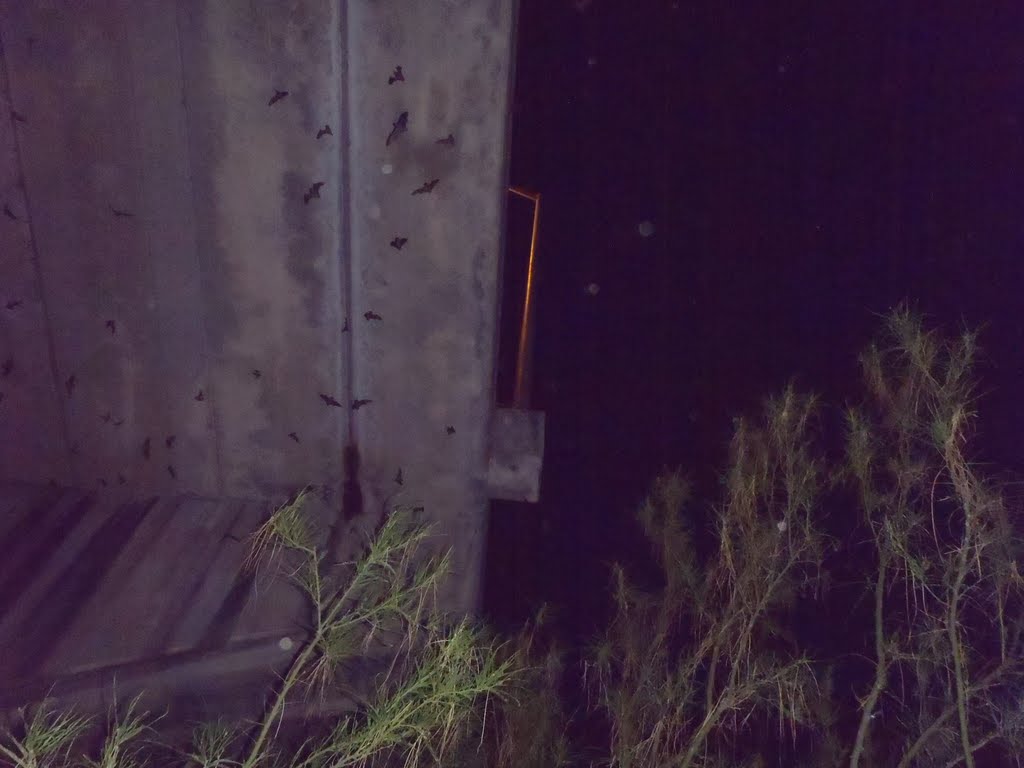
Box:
288, 432, 300, 443
435, 134, 455, 147
167, 465, 177, 479
390, 237, 408, 250
165, 435, 176, 448
412, 505, 425, 514
268, 89, 288, 106
110, 205, 134, 218
3, 204, 17, 220
1, 358, 11, 377
316, 124, 333, 139
386, 111, 408, 146
351, 398, 372, 410
142, 437, 151, 460
341, 317, 349, 332
117, 473, 126, 485
6, 300, 23, 309
251, 369, 262, 379
394, 468, 403, 485
412, 178, 439, 195
303, 181, 325, 204
101, 411, 112, 423
105, 319, 116, 334
194, 389, 205, 401
320, 393, 343, 407
10, 111, 26, 123
364, 311, 382, 321
65, 375, 76, 397
446, 425, 456, 435
112, 418, 124, 426
388, 66, 404, 85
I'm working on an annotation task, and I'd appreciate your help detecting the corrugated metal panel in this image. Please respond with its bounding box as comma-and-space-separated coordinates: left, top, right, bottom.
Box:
0, 482, 317, 713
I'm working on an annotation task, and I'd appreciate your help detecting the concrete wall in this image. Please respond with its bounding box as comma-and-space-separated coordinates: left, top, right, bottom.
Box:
0, 0, 523, 616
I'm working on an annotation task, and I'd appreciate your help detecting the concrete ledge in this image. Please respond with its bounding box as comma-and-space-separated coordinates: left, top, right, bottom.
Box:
486, 408, 545, 503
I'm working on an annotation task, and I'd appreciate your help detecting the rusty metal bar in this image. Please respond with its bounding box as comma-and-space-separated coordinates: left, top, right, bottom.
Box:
507, 186, 540, 408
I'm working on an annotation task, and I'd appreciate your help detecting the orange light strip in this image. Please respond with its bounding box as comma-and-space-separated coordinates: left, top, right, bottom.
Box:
508, 186, 540, 408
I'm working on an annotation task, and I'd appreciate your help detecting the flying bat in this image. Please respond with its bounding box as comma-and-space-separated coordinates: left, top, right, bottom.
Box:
412, 178, 439, 195
112, 418, 124, 426
105, 319, 116, 334
390, 236, 407, 250
194, 389, 205, 401
288, 432, 300, 443
142, 437, 151, 459
167, 465, 177, 479
316, 124, 333, 139
394, 467, 403, 485
5, 300, 22, 310
165, 435, 176, 448
388, 66, 404, 85
3, 203, 17, 220
435, 134, 455, 147
386, 111, 408, 146
268, 89, 288, 106
446, 425, 456, 435
65, 375, 76, 396
303, 181, 325, 204
10, 111, 26, 123
364, 311, 382, 321
1, 358, 11, 377
101, 411, 112, 423
351, 398, 372, 410
251, 369, 262, 379
110, 205, 134, 218
320, 393, 343, 407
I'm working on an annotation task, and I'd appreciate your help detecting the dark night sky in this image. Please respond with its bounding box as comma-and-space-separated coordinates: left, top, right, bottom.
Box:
485, 1, 1024, 639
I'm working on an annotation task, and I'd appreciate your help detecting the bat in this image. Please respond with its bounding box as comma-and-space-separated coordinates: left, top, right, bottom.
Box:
319, 393, 343, 407
412, 178, 439, 195
65, 374, 76, 396
118, 473, 126, 485
316, 124, 333, 139
341, 318, 349, 332
3, 203, 17, 220
364, 311, 382, 321
195, 389, 205, 401
386, 111, 408, 146
303, 181, 325, 204
351, 398, 372, 410
165, 435, 176, 448
112, 418, 124, 426
101, 411, 112, 423
446, 425, 456, 435
142, 437, 151, 460
435, 134, 455, 147
394, 468, 403, 485
167, 465, 176, 479
390, 236, 408, 250
1, 358, 11, 377
288, 432, 300, 443
6, 300, 22, 310
11, 111, 26, 123
110, 205, 134, 218
412, 505, 425, 514
388, 66, 404, 85
251, 369, 262, 379
105, 319, 116, 334
268, 89, 288, 106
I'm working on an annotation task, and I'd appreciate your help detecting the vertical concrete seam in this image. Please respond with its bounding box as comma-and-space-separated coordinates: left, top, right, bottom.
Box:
172, 4, 225, 496
0, 27, 73, 476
